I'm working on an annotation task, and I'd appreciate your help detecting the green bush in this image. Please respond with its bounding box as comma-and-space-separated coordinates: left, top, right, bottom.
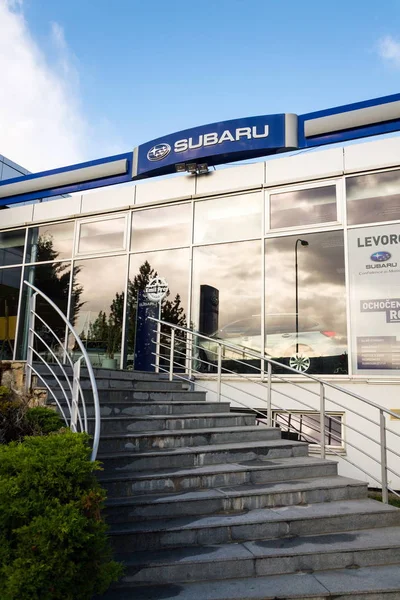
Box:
0, 387, 64, 443
0, 387, 28, 444
0, 430, 122, 600
25, 406, 64, 434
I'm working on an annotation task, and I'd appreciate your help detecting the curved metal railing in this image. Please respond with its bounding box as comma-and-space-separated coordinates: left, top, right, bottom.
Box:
150, 316, 400, 503
23, 281, 100, 461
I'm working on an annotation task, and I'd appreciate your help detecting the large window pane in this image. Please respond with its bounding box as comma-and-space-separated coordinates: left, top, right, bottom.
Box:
0, 267, 21, 359
270, 185, 337, 229
192, 241, 261, 373
265, 231, 347, 374
127, 249, 190, 369
78, 216, 126, 255
0, 229, 25, 266
131, 203, 191, 252
194, 193, 262, 244
17, 262, 72, 361
72, 256, 127, 368
348, 223, 400, 376
347, 170, 400, 225
26, 222, 74, 262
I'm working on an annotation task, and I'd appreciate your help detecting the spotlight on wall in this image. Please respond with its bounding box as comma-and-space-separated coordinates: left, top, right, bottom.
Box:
175, 162, 210, 175
186, 163, 198, 174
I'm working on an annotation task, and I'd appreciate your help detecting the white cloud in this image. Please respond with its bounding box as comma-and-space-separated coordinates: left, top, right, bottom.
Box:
0, 0, 98, 172
378, 35, 400, 68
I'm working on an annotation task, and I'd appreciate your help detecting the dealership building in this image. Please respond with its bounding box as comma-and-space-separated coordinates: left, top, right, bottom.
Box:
2, 94, 400, 485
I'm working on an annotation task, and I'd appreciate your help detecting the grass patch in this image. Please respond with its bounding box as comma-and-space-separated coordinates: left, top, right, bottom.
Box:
368, 489, 400, 508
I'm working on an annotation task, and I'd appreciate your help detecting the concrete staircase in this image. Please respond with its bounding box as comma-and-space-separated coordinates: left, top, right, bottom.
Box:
35, 365, 400, 599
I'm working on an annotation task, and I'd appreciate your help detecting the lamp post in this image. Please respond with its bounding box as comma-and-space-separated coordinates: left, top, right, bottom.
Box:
295, 239, 309, 354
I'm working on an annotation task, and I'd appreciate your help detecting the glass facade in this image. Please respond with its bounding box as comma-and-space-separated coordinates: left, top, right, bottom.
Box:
347, 170, 400, 225
194, 193, 262, 244
270, 184, 337, 229
26, 222, 74, 262
265, 231, 347, 374
1, 160, 400, 377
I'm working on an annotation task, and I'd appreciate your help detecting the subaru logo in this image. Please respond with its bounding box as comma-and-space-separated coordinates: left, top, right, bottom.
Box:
371, 251, 391, 262
147, 143, 171, 162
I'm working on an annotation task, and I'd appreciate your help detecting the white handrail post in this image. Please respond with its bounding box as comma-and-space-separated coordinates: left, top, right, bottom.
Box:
25, 292, 37, 392
187, 331, 193, 379
23, 281, 100, 461
71, 357, 82, 432
155, 320, 161, 374
267, 361, 272, 427
169, 328, 175, 381
217, 344, 222, 402
380, 409, 389, 504
320, 382, 326, 460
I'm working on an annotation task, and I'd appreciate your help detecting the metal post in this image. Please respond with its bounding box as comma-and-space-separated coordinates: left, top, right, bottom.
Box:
267, 361, 272, 427
320, 382, 326, 459
169, 328, 175, 381
380, 410, 389, 504
71, 357, 82, 433
295, 242, 299, 355
155, 320, 161, 374
25, 292, 37, 392
217, 344, 222, 402
294, 239, 309, 354
187, 331, 193, 379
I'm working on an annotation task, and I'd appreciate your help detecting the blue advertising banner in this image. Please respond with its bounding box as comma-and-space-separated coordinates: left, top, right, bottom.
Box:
134, 114, 297, 178
133, 290, 159, 372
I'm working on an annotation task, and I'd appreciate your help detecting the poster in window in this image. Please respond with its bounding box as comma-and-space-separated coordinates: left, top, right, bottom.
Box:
348, 224, 400, 375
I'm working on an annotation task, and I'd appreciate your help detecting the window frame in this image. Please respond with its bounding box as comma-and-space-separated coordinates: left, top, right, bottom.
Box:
75, 213, 129, 257
265, 178, 343, 234
271, 410, 345, 451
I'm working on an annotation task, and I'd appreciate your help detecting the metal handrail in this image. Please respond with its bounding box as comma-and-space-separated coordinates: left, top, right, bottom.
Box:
150, 317, 400, 503
23, 281, 100, 461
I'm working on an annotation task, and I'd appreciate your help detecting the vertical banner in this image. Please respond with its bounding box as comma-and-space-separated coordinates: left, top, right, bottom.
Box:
348, 224, 400, 376
133, 290, 159, 371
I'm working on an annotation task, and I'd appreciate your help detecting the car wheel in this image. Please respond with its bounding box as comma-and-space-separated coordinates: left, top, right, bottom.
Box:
289, 345, 313, 373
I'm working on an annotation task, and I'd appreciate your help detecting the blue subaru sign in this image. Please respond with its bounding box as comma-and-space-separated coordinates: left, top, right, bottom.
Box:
134, 114, 298, 178
3, 93, 400, 205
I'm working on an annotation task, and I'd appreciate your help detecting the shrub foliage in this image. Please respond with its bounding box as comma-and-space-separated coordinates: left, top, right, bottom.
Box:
0, 426, 122, 599
0, 386, 63, 443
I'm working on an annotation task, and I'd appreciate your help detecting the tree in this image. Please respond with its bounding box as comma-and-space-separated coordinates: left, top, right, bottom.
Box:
83, 261, 187, 364
27, 235, 84, 355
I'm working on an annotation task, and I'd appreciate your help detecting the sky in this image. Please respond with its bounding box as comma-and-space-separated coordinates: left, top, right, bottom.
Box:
1, 0, 400, 172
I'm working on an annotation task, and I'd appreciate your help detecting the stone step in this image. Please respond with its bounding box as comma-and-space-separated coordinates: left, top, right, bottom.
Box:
93, 563, 400, 599
51, 389, 207, 407
100, 457, 338, 498
98, 425, 281, 453
88, 401, 231, 417
89, 413, 256, 435
113, 525, 400, 585
41, 377, 189, 391
104, 476, 367, 521
108, 498, 400, 553
98, 439, 309, 475
97, 389, 206, 402
32, 362, 172, 381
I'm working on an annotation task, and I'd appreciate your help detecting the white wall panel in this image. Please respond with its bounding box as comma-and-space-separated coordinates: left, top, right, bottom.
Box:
135, 175, 195, 204
81, 185, 134, 215
0, 204, 34, 228
266, 147, 344, 186
195, 162, 264, 196
33, 195, 81, 222
344, 136, 400, 174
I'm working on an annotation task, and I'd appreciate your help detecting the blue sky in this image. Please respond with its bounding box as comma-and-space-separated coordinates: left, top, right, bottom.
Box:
1, 0, 400, 170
